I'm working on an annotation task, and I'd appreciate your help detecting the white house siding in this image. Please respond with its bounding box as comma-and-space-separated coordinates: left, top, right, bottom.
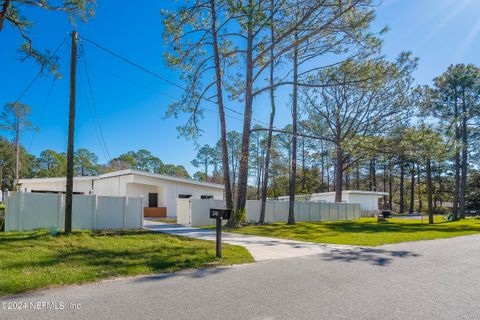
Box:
129, 174, 223, 216
310, 193, 336, 203
93, 175, 132, 196
126, 183, 160, 207
20, 178, 94, 194
347, 194, 379, 212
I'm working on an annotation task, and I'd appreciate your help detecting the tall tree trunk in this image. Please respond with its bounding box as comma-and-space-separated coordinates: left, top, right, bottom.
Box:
320, 152, 325, 192
417, 163, 422, 212
399, 157, 405, 213
256, 134, 261, 200
259, 155, 264, 200
356, 162, 360, 190
426, 157, 433, 224
453, 149, 461, 218
231, 146, 237, 201
326, 165, 330, 192
409, 162, 415, 213
234, 1, 254, 220
259, 0, 276, 224
452, 91, 460, 220
210, 0, 233, 210
335, 146, 343, 202
369, 157, 376, 191
459, 88, 468, 219
301, 138, 306, 192
383, 162, 388, 209
332, 162, 336, 191
204, 160, 208, 182
288, 31, 299, 225
388, 163, 393, 210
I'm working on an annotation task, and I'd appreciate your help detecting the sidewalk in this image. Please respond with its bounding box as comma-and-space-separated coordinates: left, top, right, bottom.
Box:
144, 220, 357, 261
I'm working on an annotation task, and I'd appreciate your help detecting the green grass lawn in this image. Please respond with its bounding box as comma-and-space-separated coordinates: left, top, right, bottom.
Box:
226, 217, 480, 247
0, 229, 253, 296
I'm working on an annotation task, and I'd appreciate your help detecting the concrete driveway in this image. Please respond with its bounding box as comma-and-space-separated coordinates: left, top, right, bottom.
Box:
2, 234, 480, 320
144, 220, 357, 261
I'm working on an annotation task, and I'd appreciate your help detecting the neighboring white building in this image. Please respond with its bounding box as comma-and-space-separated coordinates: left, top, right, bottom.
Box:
18, 169, 224, 218
276, 190, 387, 214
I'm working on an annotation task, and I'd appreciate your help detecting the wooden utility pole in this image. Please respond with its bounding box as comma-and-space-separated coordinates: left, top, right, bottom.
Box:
65, 31, 77, 234
13, 115, 20, 189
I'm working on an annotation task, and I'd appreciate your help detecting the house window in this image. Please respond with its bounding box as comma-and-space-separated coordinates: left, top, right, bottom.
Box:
201, 195, 213, 199
178, 194, 192, 199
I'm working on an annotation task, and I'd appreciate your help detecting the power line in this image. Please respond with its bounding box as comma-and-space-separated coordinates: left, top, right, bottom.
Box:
83, 56, 248, 125
27, 77, 57, 153
80, 36, 271, 127
81, 37, 185, 91
78, 80, 110, 163
80, 44, 112, 162
87, 63, 152, 90
12, 35, 68, 105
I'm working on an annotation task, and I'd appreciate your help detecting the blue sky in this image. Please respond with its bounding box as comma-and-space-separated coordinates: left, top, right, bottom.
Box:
1, 0, 479, 175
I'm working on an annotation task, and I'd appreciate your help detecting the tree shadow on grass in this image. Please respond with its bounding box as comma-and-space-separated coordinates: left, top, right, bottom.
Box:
0, 229, 152, 243
0, 231, 51, 243
250, 220, 480, 238
2, 246, 232, 298
319, 220, 480, 234
5, 242, 223, 270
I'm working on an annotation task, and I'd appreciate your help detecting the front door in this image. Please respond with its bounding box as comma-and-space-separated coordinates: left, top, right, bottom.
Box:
148, 193, 158, 207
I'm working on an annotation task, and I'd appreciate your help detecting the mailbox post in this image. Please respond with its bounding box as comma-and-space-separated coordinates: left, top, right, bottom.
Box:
209, 208, 231, 258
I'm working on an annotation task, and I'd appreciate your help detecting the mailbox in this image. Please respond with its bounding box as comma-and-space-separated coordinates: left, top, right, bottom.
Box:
210, 208, 231, 220
209, 208, 232, 258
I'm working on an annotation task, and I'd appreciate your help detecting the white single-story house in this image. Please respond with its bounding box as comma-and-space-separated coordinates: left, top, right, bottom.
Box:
276, 190, 387, 214
18, 169, 224, 218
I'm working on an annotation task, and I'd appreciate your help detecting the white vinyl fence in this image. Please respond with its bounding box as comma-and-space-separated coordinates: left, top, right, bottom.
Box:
177, 198, 226, 227
246, 200, 360, 223
176, 198, 361, 227
4, 192, 143, 232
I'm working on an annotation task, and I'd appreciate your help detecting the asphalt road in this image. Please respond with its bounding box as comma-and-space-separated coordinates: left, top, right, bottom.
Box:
2, 234, 480, 320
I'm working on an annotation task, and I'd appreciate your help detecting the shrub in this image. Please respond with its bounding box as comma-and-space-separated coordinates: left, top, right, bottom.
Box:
228, 208, 247, 228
